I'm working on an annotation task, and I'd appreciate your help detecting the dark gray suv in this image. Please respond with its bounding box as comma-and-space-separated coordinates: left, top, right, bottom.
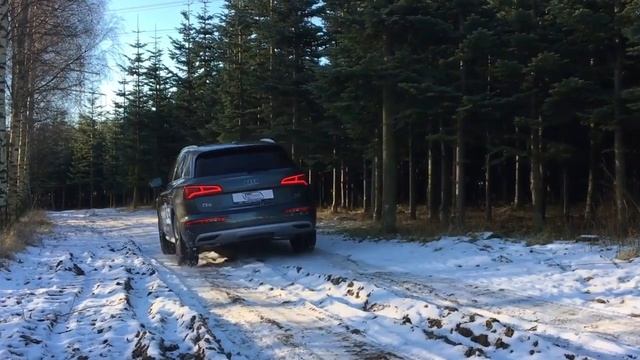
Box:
156, 141, 316, 266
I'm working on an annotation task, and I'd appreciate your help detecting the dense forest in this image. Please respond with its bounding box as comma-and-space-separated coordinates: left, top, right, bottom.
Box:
7, 0, 640, 235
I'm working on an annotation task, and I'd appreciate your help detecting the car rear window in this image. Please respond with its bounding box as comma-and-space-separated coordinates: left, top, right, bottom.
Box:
195, 146, 295, 177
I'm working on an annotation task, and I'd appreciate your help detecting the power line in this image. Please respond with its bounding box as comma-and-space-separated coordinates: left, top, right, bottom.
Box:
108, 1, 192, 13
107, 0, 224, 14
116, 28, 177, 36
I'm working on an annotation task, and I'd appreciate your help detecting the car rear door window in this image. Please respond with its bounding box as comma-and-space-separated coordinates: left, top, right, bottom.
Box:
195, 146, 294, 177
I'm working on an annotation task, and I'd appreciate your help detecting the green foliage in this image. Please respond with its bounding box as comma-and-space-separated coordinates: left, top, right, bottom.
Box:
27, 0, 640, 231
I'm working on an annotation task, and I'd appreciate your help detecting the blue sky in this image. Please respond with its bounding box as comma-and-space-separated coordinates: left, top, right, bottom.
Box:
100, 0, 224, 108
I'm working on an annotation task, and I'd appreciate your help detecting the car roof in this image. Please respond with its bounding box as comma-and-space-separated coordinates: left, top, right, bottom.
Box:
179, 142, 280, 156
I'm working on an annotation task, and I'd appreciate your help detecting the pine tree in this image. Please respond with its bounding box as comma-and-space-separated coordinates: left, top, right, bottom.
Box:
121, 30, 151, 208
170, 8, 200, 143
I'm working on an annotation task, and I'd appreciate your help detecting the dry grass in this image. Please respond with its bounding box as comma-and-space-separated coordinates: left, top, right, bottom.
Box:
319, 203, 640, 247
617, 247, 639, 261
0, 210, 51, 259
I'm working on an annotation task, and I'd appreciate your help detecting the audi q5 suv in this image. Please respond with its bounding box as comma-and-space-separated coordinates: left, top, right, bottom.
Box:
156, 141, 316, 266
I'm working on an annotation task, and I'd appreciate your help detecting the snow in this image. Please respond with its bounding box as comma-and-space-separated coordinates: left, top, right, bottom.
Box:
1, 208, 639, 359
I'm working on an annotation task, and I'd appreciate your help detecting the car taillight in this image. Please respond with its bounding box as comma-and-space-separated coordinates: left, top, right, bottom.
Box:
281, 174, 308, 186
185, 216, 226, 227
184, 185, 223, 200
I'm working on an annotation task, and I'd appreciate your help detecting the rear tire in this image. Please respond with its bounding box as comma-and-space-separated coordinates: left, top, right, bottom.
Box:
290, 231, 316, 253
158, 216, 176, 255
174, 219, 198, 266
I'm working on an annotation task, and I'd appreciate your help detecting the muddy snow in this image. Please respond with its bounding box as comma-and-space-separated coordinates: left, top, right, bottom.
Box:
1, 209, 639, 359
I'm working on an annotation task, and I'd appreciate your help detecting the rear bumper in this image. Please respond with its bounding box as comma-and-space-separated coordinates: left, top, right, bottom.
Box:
189, 221, 314, 248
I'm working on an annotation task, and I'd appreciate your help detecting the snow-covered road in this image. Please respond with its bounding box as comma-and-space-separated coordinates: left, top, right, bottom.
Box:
1, 209, 639, 359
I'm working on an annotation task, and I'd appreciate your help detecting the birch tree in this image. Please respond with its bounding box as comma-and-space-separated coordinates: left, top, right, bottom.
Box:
0, 0, 9, 212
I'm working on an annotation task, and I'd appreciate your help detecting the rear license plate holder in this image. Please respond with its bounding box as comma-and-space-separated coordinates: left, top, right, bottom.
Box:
232, 189, 274, 204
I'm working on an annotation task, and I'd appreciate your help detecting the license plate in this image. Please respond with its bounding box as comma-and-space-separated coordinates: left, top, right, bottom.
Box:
232, 190, 274, 204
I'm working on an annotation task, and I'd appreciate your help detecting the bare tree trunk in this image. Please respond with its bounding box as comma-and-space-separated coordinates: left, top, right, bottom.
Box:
514, 125, 522, 208
454, 119, 465, 229
363, 158, 370, 213
409, 134, 416, 220
530, 118, 545, 231
340, 163, 346, 209
0, 0, 9, 211
585, 124, 598, 222
440, 121, 450, 225
381, 29, 397, 233
8, 0, 30, 216
382, 85, 397, 232
331, 164, 339, 213
426, 131, 436, 222
374, 155, 382, 222
372, 156, 377, 219
562, 167, 569, 220
613, 19, 626, 232
485, 136, 492, 223
454, 12, 466, 229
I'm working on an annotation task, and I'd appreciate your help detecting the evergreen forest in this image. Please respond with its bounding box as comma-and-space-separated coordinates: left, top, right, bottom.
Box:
14, 0, 640, 235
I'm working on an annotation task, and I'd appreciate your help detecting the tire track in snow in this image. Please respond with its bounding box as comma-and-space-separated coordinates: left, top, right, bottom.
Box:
314, 251, 640, 357
196, 270, 406, 360
139, 245, 404, 360
0, 211, 227, 360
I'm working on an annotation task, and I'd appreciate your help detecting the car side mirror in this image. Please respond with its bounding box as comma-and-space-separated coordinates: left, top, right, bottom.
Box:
149, 177, 164, 189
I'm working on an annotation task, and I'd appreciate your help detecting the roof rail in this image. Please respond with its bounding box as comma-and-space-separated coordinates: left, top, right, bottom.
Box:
180, 145, 198, 152
260, 138, 276, 144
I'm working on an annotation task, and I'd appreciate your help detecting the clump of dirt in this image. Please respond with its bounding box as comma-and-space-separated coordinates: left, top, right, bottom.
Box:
423, 329, 461, 346
71, 264, 85, 276
326, 274, 348, 286
495, 337, 510, 350
364, 303, 388, 312
456, 324, 474, 338
471, 334, 490, 347
428, 318, 443, 329
19, 334, 43, 345
485, 318, 500, 330
131, 331, 151, 359
504, 326, 515, 338
464, 347, 486, 358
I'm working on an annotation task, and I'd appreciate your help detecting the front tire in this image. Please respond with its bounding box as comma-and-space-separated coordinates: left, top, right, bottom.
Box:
290, 231, 316, 253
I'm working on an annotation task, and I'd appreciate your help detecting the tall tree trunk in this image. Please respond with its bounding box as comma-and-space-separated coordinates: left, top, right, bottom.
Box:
530, 117, 545, 231
0, 0, 9, 211
613, 15, 626, 232
340, 163, 346, 209
331, 167, 339, 213
439, 120, 450, 225
363, 158, 370, 213
373, 155, 382, 221
585, 124, 598, 222
381, 31, 397, 233
409, 134, 416, 220
454, 117, 465, 229
454, 12, 466, 229
8, 0, 30, 216
562, 166, 569, 220
485, 134, 492, 223
514, 126, 522, 208
426, 130, 436, 222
